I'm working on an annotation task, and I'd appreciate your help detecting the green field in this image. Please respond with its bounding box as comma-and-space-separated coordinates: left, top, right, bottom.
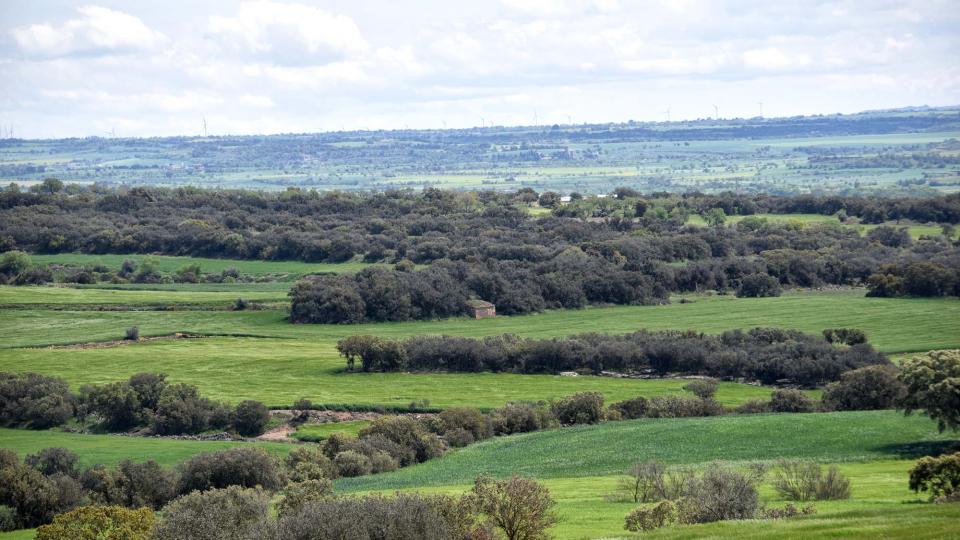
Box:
292, 420, 372, 442
28, 253, 377, 277
337, 411, 957, 491
2, 289, 956, 352
336, 411, 960, 538
0, 427, 291, 468
0, 284, 287, 306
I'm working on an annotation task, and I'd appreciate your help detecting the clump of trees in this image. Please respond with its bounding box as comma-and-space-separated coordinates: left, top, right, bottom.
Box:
0, 371, 271, 437
899, 350, 960, 432
337, 327, 889, 386
909, 452, 960, 503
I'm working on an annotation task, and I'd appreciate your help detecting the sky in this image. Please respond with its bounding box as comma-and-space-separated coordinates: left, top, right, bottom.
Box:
0, 0, 958, 139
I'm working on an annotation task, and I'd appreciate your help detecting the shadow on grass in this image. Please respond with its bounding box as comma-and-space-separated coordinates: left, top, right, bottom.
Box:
876, 440, 960, 459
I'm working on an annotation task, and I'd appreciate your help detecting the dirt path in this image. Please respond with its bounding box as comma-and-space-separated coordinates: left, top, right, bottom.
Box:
258, 424, 296, 441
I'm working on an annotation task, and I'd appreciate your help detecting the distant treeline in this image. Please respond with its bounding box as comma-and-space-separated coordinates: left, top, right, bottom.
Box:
336, 328, 888, 386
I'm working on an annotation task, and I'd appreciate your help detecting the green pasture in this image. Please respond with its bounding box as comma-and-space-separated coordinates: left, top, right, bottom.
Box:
0, 285, 286, 306
350, 461, 960, 539
0, 335, 781, 408
292, 420, 372, 442
2, 289, 956, 353
28, 253, 376, 277
337, 410, 957, 492
0, 427, 291, 468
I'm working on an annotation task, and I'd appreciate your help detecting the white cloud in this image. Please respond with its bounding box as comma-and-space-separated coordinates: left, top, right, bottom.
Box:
11, 5, 165, 57
207, 1, 369, 65
742, 47, 811, 71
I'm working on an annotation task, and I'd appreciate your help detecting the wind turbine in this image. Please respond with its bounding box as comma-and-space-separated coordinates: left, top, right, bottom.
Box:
202, 116, 208, 137
713, 105, 719, 120
664, 107, 671, 122
757, 102, 764, 118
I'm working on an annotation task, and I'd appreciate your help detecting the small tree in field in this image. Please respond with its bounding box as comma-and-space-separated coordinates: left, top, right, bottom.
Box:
471, 475, 557, 540
899, 350, 960, 432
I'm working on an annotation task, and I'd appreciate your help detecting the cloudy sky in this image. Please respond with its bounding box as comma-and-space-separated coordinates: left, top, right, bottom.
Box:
1, 0, 958, 138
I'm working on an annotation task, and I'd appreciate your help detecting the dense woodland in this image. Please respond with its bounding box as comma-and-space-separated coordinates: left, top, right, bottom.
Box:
2, 185, 958, 323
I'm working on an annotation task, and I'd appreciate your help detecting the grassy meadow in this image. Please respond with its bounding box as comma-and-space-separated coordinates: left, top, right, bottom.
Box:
28, 253, 378, 277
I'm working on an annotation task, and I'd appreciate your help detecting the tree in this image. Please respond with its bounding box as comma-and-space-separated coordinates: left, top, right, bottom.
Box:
35, 505, 155, 540
899, 350, 960, 432
471, 475, 557, 540
551, 391, 604, 425
736, 273, 782, 298
702, 208, 727, 228
769, 389, 816, 413
0, 251, 31, 279
39, 178, 64, 195
683, 378, 719, 400
821, 365, 904, 411
234, 400, 270, 437
153, 486, 270, 540
909, 451, 960, 502
25, 448, 79, 478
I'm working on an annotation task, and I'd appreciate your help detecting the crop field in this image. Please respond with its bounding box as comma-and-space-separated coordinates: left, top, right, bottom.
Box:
0, 284, 287, 306
0, 427, 291, 468
336, 411, 960, 538
28, 253, 378, 277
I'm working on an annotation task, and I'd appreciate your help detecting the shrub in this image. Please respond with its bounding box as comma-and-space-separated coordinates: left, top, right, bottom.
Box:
490, 401, 555, 435
736, 273, 782, 298
645, 395, 724, 418
234, 297, 248, 311
909, 452, 960, 502
284, 446, 337, 482
445, 427, 475, 448
551, 391, 604, 425
0, 372, 74, 429
0, 463, 77, 528
0, 505, 15, 532
734, 399, 769, 414
234, 400, 270, 437
268, 493, 477, 540
276, 479, 334, 517
676, 463, 765, 524
471, 475, 557, 540
151, 383, 215, 435
153, 486, 270, 540
683, 378, 720, 399
35, 505, 156, 540
822, 328, 867, 346
333, 450, 371, 477
822, 364, 905, 411
899, 350, 960, 432
358, 415, 443, 464
618, 461, 692, 503
116, 459, 178, 509
610, 397, 649, 419
772, 461, 851, 501
124, 326, 139, 341
177, 447, 283, 494
26, 448, 79, 478
769, 389, 816, 413
439, 406, 492, 440
760, 503, 816, 519
624, 500, 676, 532
80, 381, 143, 431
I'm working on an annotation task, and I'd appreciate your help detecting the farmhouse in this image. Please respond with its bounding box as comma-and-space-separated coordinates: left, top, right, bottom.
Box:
467, 299, 496, 319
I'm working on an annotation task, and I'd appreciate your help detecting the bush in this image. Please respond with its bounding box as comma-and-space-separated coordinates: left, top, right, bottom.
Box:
736, 273, 782, 298
909, 452, 960, 502
153, 486, 270, 540
117, 459, 178, 509
0, 505, 15, 532
471, 475, 557, 540
0, 463, 78, 528
490, 401, 555, 435
234, 400, 270, 437
821, 365, 904, 411
551, 391, 604, 425
610, 397, 648, 419
284, 446, 337, 482
769, 389, 816, 413
645, 395, 724, 418
772, 461, 851, 501
267, 493, 477, 540
35, 505, 156, 540
124, 327, 139, 341
618, 461, 692, 503
445, 427, 475, 448
26, 448, 79, 478
0, 372, 74, 429
358, 415, 443, 464
151, 383, 215, 435
333, 450, 371, 477
80, 381, 143, 431
683, 378, 720, 399
624, 500, 676, 532
676, 464, 764, 524
439, 406, 492, 441
177, 447, 283, 494
276, 479, 334, 517
734, 399, 770, 414
760, 503, 816, 519
822, 328, 867, 345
